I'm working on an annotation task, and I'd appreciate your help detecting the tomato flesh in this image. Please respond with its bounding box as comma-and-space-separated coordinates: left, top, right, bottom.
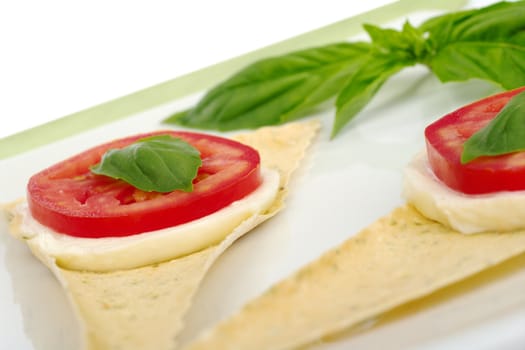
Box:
27, 131, 262, 238
425, 86, 525, 194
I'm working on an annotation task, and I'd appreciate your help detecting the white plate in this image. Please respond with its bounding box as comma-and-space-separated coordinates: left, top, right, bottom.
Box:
2, 8, 525, 350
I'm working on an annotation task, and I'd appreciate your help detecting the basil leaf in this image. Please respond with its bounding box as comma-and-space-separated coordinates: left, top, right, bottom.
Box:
423, 1, 525, 89
364, 22, 430, 61
421, 2, 525, 45
333, 53, 409, 137
461, 90, 525, 164
91, 135, 202, 192
428, 43, 525, 89
164, 43, 372, 130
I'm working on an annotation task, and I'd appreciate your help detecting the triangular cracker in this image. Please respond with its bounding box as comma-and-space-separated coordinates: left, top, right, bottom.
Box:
184, 205, 525, 350
4, 120, 320, 350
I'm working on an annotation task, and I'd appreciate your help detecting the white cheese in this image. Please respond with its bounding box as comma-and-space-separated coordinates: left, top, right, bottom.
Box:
402, 152, 525, 234
14, 168, 280, 271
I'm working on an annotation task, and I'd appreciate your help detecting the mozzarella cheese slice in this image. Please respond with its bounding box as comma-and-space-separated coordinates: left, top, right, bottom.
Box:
403, 151, 525, 233
9, 168, 279, 272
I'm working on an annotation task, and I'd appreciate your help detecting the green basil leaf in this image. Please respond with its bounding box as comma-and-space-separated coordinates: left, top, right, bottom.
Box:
428, 42, 525, 89
364, 24, 412, 52
364, 22, 430, 61
91, 135, 202, 192
332, 53, 409, 137
461, 90, 525, 164
421, 2, 525, 48
164, 43, 372, 130
422, 1, 525, 89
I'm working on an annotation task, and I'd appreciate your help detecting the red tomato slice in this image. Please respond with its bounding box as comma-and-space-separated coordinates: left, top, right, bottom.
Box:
425, 86, 525, 194
27, 131, 262, 238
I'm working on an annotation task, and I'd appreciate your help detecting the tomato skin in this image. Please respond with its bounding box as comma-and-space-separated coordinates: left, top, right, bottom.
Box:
425, 86, 525, 195
27, 131, 262, 238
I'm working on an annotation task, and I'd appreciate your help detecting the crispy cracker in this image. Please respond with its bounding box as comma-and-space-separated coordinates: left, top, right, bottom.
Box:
184, 205, 525, 350
4, 120, 320, 350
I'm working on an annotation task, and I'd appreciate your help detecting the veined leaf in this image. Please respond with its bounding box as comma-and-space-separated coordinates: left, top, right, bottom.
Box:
164, 43, 372, 130
421, 1, 525, 46
422, 1, 525, 88
429, 42, 525, 89
364, 22, 430, 61
462, 90, 525, 163
333, 53, 410, 137
91, 135, 202, 192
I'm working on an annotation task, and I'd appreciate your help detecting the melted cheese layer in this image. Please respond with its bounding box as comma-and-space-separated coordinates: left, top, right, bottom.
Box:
14, 168, 279, 271
402, 152, 525, 234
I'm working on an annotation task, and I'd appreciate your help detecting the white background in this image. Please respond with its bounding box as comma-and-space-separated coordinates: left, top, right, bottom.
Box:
0, 0, 393, 138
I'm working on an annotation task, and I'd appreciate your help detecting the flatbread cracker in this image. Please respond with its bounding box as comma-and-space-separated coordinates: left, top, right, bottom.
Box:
184, 204, 525, 350
3, 120, 320, 350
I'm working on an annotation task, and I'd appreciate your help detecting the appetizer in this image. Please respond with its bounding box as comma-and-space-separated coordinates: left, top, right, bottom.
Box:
3, 120, 320, 350
404, 86, 525, 233
183, 87, 525, 350
13, 130, 280, 272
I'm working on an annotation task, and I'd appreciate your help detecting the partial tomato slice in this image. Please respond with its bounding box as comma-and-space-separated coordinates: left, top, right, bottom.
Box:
425, 86, 525, 194
28, 131, 262, 238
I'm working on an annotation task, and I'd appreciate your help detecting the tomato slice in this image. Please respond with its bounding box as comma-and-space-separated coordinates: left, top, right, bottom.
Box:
425, 86, 525, 195
27, 131, 262, 238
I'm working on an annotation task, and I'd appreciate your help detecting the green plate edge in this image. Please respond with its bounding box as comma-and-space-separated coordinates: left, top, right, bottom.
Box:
0, 0, 467, 160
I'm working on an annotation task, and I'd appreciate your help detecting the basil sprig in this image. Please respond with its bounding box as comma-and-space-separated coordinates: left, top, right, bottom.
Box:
164, 1, 525, 137
91, 135, 202, 192
461, 90, 525, 164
